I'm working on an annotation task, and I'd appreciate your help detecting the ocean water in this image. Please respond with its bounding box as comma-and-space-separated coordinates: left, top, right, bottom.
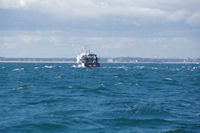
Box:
0, 63, 200, 133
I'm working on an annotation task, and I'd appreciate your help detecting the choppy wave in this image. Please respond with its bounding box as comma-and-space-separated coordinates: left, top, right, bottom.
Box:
0, 63, 199, 132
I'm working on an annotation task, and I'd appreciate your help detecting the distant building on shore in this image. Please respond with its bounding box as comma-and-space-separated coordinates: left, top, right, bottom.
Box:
1, 57, 199, 63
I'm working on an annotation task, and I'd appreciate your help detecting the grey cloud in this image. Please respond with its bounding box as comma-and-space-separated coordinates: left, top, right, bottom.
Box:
186, 12, 200, 26
0, 1, 199, 58
0, 0, 200, 26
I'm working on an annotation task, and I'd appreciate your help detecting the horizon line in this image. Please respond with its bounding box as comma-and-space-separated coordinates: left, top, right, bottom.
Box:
0, 56, 200, 59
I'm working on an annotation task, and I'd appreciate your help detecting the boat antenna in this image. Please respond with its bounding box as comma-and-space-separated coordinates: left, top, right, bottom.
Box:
84, 45, 88, 53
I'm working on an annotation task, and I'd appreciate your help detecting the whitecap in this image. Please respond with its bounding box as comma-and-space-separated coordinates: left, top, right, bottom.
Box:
34, 67, 39, 69
100, 83, 105, 87
134, 66, 144, 69
12, 87, 24, 90
192, 67, 197, 70
16, 87, 24, 90
115, 82, 123, 85
12, 68, 24, 71
195, 113, 200, 116
72, 64, 85, 68
72, 65, 77, 68
164, 78, 173, 81
44, 65, 54, 68
68, 85, 73, 88
118, 66, 128, 71
58, 66, 64, 68
118, 66, 126, 69
13, 86, 34, 90
55, 75, 63, 79
152, 67, 158, 70
113, 76, 119, 78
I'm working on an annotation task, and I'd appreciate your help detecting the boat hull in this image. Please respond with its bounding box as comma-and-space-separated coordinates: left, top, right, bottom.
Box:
83, 63, 100, 67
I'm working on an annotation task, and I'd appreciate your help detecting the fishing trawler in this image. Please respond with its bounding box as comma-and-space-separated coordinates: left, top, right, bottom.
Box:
76, 51, 100, 67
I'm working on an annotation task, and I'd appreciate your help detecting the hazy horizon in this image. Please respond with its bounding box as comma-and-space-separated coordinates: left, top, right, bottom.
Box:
0, 0, 200, 58
1, 56, 199, 60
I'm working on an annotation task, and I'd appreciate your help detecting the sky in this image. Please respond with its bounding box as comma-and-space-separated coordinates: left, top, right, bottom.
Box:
0, 0, 200, 58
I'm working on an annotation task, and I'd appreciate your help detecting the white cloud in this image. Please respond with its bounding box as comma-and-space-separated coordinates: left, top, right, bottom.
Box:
0, 30, 199, 58
0, 1, 200, 58
186, 12, 200, 26
27, 0, 168, 20
167, 10, 189, 22
0, 0, 37, 9
0, 0, 199, 26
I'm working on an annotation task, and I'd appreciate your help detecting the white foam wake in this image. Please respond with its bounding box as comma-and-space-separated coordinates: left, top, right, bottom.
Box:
72, 64, 85, 68
12, 68, 24, 71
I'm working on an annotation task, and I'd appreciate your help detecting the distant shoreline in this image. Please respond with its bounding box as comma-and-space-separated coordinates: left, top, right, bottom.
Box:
0, 61, 199, 64
1, 57, 199, 64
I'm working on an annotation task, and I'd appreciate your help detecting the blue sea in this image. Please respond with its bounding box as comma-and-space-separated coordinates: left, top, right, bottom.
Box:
0, 63, 200, 133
